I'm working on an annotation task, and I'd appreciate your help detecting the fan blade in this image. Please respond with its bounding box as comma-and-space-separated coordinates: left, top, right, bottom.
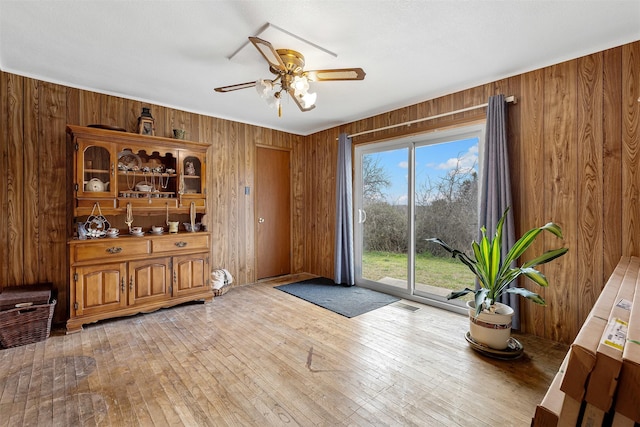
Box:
304, 68, 366, 81
214, 81, 257, 92
249, 36, 287, 73
287, 88, 316, 112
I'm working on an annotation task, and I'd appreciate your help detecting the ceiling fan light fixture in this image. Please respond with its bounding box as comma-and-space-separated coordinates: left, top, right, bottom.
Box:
300, 91, 317, 109
256, 79, 273, 97
215, 36, 365, 117
291, 75, 310, 95
265, 91, 281, 109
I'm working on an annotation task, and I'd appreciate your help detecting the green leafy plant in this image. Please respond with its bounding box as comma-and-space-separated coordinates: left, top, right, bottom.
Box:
426, 207, 568, 316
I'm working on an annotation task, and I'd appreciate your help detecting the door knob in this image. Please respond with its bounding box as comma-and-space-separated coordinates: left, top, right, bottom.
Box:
258, 217, 265, 223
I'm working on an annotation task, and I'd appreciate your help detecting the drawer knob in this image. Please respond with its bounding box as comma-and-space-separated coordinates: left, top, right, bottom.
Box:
107, 247, 123, 254
175, 241, 188, 248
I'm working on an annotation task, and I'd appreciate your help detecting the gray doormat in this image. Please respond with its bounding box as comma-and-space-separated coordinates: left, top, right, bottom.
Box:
275, 277, 400, 318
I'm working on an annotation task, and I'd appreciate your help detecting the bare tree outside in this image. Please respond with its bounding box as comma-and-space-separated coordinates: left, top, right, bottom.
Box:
415, 154, 478, 256
362, 155, 391, 204
361, 154, 407, 253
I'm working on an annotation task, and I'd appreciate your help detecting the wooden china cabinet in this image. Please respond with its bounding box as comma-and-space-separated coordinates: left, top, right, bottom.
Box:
66, 125, 212, 333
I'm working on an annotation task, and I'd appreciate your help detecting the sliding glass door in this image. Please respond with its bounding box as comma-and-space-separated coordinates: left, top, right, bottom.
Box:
354, 124, 484, 310
354, 145, 412, 293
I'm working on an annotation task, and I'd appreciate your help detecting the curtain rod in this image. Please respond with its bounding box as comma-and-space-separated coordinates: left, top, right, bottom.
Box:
344, 95, 517, 139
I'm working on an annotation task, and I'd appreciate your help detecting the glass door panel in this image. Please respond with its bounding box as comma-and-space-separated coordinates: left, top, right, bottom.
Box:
355, 146, 410, 293
413, 137, 479, 305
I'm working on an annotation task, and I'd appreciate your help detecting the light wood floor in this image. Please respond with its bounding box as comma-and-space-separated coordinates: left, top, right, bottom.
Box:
0, 274, 568, 426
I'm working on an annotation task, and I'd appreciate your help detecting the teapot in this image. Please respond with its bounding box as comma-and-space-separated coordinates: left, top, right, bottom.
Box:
85, 178, 109, 192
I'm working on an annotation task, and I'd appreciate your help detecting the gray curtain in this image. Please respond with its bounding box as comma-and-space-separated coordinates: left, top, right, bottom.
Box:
334, 133, 355, 286
480, 94, 519, 329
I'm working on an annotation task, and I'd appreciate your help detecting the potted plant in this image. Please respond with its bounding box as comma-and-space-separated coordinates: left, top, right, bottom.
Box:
426, 207, 568, 350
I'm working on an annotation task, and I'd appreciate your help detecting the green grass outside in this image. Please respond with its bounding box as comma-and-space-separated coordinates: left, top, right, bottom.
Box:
362, 251, 475, 293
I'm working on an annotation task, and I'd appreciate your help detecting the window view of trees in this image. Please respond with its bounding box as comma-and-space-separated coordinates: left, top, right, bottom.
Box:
414, 156, 478, 257
362, 151, 477, 256
362, 155, 408, 253
359, 138, 479, 297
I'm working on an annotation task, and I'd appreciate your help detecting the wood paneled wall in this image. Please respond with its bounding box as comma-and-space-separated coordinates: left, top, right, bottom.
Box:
1, 40, 638, 343
303, 41, 640, 344
0, 72, 304, 324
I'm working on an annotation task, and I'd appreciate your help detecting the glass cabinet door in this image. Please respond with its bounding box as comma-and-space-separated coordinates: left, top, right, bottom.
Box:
76, 140, 116, 198
179, 152, 205, 205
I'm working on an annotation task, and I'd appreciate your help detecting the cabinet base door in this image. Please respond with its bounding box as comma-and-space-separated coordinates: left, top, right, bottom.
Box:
129, 257, 172, 306
74, 263, 127, 317
173, 253, 210, 298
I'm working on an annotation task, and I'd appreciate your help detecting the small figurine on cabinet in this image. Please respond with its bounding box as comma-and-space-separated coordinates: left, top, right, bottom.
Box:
185, 161, 196, 176
137, 107, 155, 136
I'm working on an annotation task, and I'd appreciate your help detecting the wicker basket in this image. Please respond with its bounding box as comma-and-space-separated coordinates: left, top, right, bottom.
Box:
0, 300, 56, 349
212, 284, 230, 297
0, 283, 52, 310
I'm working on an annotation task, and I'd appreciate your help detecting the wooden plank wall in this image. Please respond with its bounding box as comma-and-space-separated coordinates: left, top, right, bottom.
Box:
303, 41, 640, 344
0, 72, 303, 324
1, 40, 638, 344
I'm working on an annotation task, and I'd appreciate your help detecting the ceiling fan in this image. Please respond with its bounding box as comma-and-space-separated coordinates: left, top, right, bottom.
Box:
214, 36, 366, 117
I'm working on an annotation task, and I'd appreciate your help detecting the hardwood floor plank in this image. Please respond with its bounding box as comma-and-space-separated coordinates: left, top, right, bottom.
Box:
0, 276, 567, 426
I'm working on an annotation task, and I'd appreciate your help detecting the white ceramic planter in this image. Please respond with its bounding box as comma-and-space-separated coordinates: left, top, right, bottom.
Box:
466, 300, 514, 350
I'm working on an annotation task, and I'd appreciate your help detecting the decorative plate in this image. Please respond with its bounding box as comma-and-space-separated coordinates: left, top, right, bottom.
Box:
118, 150, 142, 171
465, 331, 523, 360
84, 215, 110, 238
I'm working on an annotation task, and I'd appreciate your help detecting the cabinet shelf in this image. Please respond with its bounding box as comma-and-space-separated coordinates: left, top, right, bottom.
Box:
117, 171, 176, 177
119, 190, 175, 198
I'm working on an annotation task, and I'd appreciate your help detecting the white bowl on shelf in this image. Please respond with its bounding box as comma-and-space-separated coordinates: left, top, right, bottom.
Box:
135, 182, 154, 192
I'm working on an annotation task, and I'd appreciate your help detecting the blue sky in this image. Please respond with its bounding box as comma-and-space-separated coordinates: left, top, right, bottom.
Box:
367, 137, 479, 205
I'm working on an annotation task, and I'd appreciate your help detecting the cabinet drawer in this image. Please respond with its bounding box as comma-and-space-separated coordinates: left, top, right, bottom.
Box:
151, 234, 209, 254
179, 196, 206, 207
73, 239, 150, 263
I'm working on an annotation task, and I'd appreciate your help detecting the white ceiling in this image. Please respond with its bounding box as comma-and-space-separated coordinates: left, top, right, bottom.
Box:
1, 1, 639, 136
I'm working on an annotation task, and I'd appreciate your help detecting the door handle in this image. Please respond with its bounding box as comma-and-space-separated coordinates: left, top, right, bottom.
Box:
258, 217, 265, 223
358, 209, 367, 224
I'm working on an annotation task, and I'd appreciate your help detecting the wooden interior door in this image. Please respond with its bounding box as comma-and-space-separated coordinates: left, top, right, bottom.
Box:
256, 147, 291, 279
